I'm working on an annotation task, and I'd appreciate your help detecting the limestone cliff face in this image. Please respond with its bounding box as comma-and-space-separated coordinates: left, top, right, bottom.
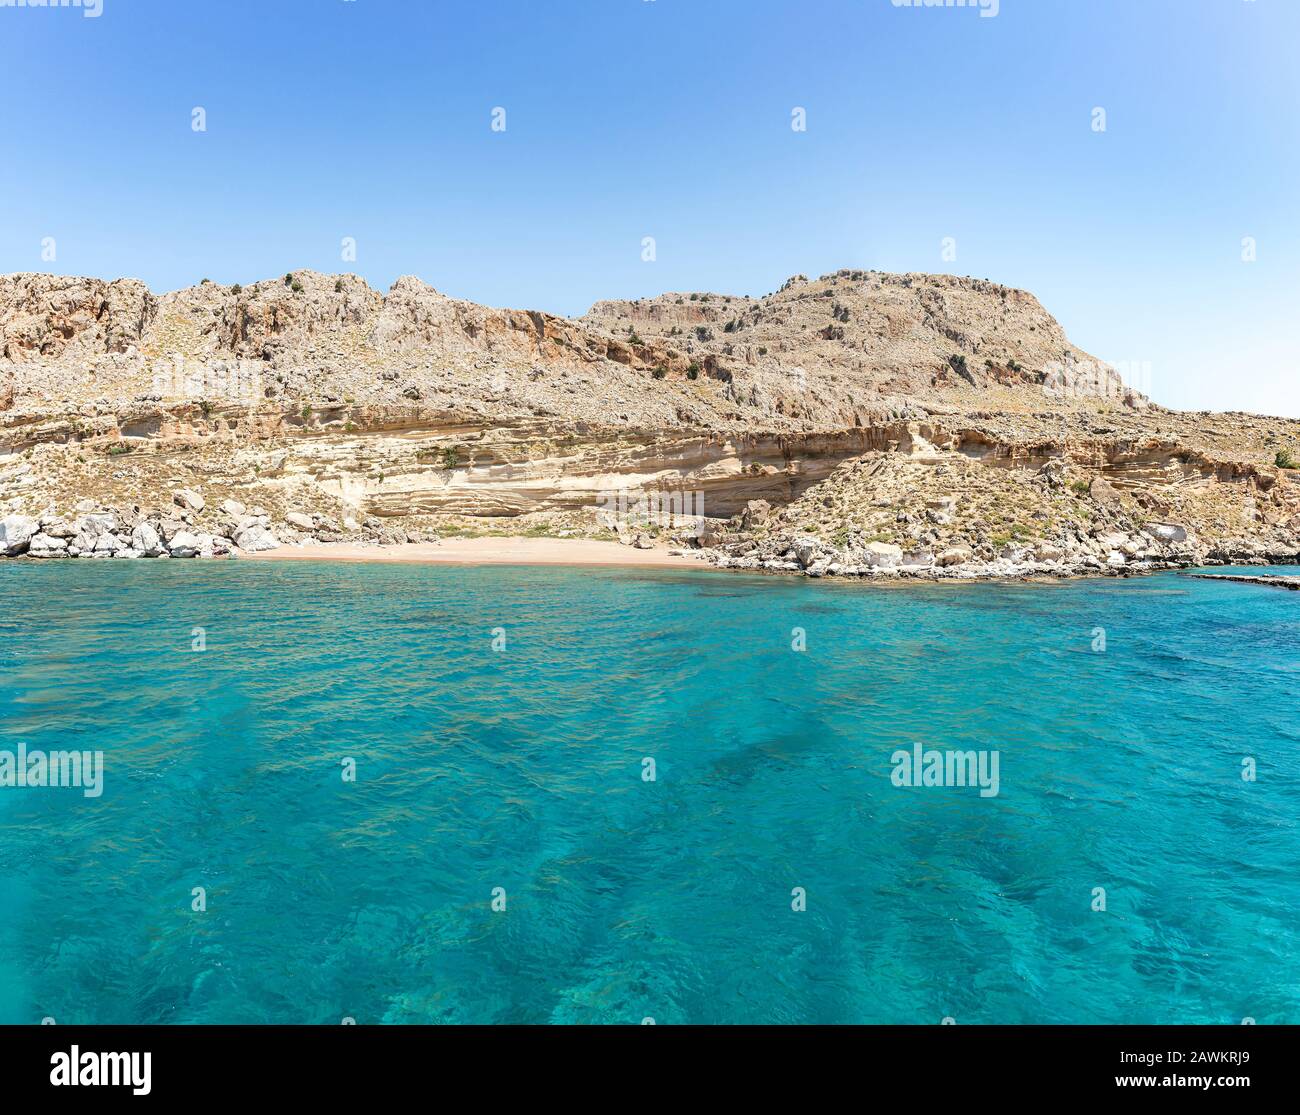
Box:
0, 267, 1296, 573
0, 274, 156, 362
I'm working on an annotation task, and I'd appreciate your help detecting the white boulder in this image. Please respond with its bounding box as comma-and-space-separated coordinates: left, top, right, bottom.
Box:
168, 531, 203, 558
0, 514, 39, 555
859, 542, 904, 571
76, 512, 119, 535
40, 517, 78, 539
27, 533, 68, 558
233, 524, 280, 553
131, 521, 165, 557
1144, 523, 1188, 544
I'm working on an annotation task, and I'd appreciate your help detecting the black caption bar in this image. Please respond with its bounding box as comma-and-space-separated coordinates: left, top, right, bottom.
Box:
0, 1024, 1292, 1101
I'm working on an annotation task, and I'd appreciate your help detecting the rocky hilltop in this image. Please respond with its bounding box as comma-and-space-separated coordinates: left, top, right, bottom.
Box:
2, 267, 1297, 577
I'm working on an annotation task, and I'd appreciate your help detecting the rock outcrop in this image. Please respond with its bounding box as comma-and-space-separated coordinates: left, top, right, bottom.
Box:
0, 274, 156, 362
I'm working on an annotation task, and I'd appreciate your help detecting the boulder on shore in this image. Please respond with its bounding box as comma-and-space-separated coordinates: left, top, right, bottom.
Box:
131, 521, 165, 557
0, 514, 39, 555
859, 541, 904, 570
167, 531, 203, 558
233, 524, 280, 553
27, 533, 68, 558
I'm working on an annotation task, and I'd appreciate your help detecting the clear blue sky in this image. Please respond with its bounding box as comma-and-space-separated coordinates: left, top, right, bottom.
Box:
3, 0, 1297, 415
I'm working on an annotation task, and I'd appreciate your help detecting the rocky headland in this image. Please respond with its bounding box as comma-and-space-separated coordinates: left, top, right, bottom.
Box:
2, 267, 1297, 578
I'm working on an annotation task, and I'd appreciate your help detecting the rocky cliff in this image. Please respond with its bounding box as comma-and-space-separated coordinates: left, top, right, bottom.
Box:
1, 268, 1297, 576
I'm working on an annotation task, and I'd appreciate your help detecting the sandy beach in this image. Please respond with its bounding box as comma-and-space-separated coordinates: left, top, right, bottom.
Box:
243, 536, 711, 568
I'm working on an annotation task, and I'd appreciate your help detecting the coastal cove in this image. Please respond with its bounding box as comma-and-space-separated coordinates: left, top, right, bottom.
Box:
1, 561, 1296, 1024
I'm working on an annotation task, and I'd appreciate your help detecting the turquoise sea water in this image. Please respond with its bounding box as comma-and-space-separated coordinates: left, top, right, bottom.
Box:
0, 561, 1297, 1025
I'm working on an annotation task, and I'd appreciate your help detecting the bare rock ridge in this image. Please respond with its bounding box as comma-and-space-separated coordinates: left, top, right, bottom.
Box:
1, 267, 1298, 577
0, 268, 1144, 424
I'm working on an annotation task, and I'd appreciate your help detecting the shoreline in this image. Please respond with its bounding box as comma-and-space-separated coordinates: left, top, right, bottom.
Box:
8, 525, 1296, 584
241, 540, 1296, 586
242, 537, 713, 569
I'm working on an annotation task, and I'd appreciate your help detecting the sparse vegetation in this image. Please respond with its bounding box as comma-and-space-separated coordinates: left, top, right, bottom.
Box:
651, 366, 667, 380
1276, 448, 1298, 469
